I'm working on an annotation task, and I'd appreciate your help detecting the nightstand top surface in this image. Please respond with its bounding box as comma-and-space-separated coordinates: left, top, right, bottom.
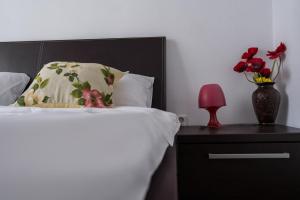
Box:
179, 124, 300, 135
177, 124, 300, 143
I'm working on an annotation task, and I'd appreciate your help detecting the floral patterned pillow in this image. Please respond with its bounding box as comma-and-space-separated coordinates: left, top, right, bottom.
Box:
14, 62, 125, 108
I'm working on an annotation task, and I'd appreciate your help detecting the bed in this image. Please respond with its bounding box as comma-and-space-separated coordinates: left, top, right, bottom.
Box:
0, 37, 179, 200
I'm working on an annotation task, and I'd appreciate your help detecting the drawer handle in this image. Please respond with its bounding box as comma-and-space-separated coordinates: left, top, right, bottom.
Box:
208, 153, 290, 159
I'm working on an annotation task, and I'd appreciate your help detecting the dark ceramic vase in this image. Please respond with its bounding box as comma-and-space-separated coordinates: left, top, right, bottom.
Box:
252, 82, 280, 124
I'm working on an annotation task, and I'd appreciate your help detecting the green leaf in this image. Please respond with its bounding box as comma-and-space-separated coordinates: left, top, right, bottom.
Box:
35, 76, 42, 83
64, 73, 70, 76
101, 69, 109, 76
40, 79, 49, 89
69, 76, 74, 82
107, 99, 112, 105
71, 73, 78, 77
104, 66, 110, 71
71, 89, 82, 98
56, 68, 63, 75
71, 64, 80, 68
104, 94, 111, 101
103, 93, 113, 106
78, 98, 85, 105
105, 93, 112, 98
48, 63, 59, 69
17, 96, 25, 106
72, 82, 82, 89
81, 81, 91, 90
32, 83, 39, 91
42, 96, 50, 103
103, 98, 112, 106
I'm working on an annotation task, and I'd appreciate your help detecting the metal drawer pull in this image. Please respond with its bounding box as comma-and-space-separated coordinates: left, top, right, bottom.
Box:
208, 153, 290, 159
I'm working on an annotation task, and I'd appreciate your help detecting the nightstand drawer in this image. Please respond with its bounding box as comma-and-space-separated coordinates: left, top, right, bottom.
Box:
177, 142, 300, 199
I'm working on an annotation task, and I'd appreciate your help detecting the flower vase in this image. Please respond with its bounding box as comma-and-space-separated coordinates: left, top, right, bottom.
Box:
252, 82, 280, 124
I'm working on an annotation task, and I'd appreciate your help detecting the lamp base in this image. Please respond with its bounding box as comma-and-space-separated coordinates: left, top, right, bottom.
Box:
207, 107, 221, 128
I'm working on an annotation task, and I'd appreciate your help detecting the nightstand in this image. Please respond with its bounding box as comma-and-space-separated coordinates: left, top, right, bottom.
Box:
176, 124, 300, 200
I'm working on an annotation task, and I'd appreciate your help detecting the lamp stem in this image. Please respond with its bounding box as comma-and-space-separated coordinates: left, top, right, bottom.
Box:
207, 107, 221, 128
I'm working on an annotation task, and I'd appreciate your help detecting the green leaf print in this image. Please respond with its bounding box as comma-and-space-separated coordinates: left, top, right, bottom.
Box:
47, 63, 59, 69
72, 82, 82, 89
81, 81, 91, 90
103, 93, 113, 106
32, 83, 39, 91
48, 63, 66, 74
71, 64, 80, 68
56, 68, 63, 75
71, 73, 78, 77
69, 76, 74, 82
35, 75, 42, 83
47, 66, 57, 70
42, 96, 50, 103
64, 71, 79, 82
40, 79, 49, 89
101, 68, 109, 77
78, 98, 85, 105
17, 96, 25, 106
71, 89, 82, 98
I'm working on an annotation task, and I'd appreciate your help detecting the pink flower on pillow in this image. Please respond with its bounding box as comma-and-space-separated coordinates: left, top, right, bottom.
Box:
82, 89, 105, 108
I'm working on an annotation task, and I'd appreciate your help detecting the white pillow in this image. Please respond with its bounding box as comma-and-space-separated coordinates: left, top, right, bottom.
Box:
113, 73, 154, 107
0, 72, 30, 106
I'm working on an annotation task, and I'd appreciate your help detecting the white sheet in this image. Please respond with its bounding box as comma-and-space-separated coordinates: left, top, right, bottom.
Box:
0, 106, 180, 200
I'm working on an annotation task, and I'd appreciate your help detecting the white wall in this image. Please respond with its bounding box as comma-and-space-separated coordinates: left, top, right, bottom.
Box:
0, 0, 274, 125
273, 0, 300, 127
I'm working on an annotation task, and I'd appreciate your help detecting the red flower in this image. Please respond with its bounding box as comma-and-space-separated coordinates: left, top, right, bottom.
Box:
82, 89, 105, 108
266, 42, 286, 59
247, 58, 266, 72
246, 65, 253, 72
233, 61, 247, 73
241, 47, 258, 60
260, 68, 271, 77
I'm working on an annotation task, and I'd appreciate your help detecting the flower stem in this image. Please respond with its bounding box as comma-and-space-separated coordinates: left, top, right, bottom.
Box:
271, 59, 276, 79
244, 72, 256, 84
273, 57, 282, 81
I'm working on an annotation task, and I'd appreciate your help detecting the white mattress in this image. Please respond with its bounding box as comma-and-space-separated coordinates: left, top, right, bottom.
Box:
0, 106, 180, 200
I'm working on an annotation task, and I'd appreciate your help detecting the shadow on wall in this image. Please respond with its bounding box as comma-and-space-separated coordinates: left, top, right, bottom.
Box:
276, 63, 290, 125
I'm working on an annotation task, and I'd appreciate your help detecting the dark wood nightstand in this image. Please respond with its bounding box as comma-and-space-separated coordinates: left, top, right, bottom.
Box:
176, 124, 300, 200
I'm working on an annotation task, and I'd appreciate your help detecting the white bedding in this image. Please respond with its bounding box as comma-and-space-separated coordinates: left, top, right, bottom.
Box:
0, 106, 180, 200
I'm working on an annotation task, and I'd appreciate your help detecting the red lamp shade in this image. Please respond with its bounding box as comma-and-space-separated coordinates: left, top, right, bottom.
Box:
199, 84, 226, 128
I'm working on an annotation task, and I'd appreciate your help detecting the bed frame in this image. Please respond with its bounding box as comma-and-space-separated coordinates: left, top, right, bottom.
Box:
0, 37, 177, 200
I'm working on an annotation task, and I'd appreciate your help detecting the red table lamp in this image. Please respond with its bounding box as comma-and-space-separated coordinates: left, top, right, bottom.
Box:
199, 84, 226, 128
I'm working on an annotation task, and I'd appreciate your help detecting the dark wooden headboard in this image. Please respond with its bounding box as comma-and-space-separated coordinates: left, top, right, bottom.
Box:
0, 37, 166, 110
